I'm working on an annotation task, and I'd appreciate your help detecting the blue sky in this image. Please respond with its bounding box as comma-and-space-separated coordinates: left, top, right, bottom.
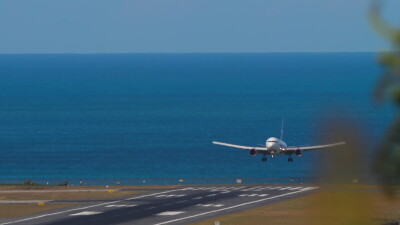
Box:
0, 0, 399, 53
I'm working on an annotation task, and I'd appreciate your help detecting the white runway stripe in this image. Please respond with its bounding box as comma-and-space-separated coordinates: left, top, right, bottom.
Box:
278, 187, 291, 190
274, 186, 283, 189
69, 211, 102, 216
157, 211, 185, 216
105, 205, 137, 208
246, 187, 257, 190
231, 187, 243, 190
255, 187, 267, 190
197, 204, 224, 207
300, 187, 316, 191
239, 194, 268, 197
155, 194, 186, 198
288, 187, 302, 190
181, 187, 194, 191
227, 187, 239, 190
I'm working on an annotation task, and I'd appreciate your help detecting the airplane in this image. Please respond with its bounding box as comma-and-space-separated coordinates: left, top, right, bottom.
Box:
212, 121, 345, 162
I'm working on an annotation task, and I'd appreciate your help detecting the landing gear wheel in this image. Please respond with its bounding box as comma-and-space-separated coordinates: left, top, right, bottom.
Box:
262, 157, 267, 162
288, 158, 293, 162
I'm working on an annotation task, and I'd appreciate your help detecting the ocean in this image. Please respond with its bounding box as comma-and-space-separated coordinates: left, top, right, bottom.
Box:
0, 53, 393, 185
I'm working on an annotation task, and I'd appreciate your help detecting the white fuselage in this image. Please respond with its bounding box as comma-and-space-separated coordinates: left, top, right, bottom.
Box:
266, 137, 287, 155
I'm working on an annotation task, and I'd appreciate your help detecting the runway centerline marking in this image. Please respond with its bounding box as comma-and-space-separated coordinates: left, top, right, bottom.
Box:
0, 189, 180, 225
154, 188, 318, 225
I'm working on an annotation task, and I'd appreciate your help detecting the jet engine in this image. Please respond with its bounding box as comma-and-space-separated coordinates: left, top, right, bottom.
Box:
249, 149, 257, 156
295, 149, 302, 157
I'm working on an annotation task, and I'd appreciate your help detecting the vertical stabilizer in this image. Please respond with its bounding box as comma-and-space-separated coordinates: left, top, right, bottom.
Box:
280, 119, 284, 140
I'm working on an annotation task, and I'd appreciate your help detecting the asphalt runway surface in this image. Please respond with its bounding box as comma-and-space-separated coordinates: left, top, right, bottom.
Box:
0, 185, 318, 225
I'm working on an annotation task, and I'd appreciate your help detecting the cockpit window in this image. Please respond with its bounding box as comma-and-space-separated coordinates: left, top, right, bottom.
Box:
267, 141, 276, 143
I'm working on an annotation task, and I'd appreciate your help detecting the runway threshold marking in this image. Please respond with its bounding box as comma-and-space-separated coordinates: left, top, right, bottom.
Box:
0, 189, 180, 225
154, 188, 318, 225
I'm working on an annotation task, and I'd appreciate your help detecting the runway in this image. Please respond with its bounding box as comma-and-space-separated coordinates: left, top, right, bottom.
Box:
0, 185, 318, 225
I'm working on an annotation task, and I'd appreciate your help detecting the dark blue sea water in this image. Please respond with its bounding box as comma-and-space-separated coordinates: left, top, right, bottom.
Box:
0, 53, 393, 184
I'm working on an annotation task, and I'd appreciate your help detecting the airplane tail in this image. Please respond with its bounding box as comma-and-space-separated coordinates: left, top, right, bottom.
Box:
280, 119, 284, 140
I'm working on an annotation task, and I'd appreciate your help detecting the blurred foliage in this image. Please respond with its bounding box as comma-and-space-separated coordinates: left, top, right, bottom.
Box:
369, 0, 400, 198
304, 2, 400, 224
316, 118, 375, 224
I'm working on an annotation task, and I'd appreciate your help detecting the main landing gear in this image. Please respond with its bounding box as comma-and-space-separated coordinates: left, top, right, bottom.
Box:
262, 153, 267, 162
262, 156, 267, 162
262, 154, 275, 162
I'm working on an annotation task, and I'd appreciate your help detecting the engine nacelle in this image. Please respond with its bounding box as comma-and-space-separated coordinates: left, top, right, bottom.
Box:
249, 149, 257, 156
295, 149, 302, 157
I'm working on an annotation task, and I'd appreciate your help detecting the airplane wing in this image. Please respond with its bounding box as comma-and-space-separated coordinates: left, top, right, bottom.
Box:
286, 142, 346, 152
212, 141, 268, 151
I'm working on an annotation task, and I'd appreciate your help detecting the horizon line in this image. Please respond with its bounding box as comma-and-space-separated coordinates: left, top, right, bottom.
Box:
0, 51, 382, 55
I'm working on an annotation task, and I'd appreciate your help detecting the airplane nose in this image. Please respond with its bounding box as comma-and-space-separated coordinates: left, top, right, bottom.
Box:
266, 142, 275, 149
